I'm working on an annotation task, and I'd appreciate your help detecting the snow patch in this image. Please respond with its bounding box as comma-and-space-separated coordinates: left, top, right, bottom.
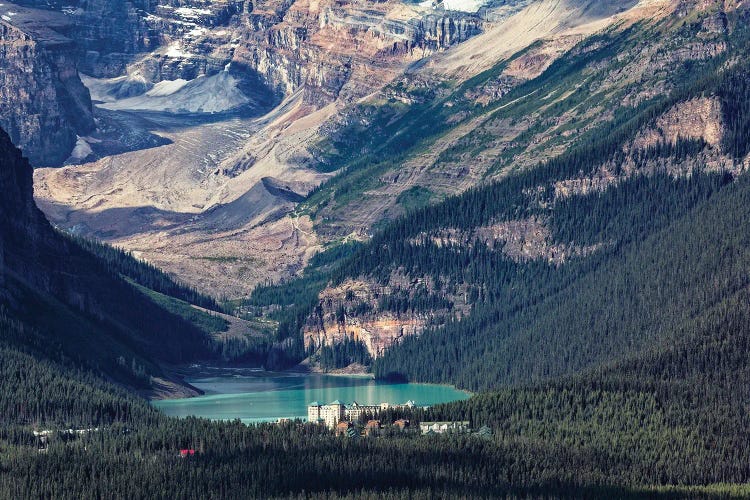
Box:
174, 6, 212, 19
187, 26, 208, 38
164, 42, 194, 59
69, 136, 93, 161
146, 79, 189, 97
62, 6, 83, 15
93, 69, 252, 115
441, 0, 486, 12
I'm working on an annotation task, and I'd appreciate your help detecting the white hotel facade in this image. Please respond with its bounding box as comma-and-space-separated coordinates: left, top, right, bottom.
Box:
308, 400, 416, 428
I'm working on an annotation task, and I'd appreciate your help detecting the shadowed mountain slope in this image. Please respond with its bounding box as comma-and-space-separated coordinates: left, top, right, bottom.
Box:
0, 126, 219, 395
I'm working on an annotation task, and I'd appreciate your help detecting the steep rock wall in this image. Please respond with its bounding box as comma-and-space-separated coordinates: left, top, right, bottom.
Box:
0, 19, 94, 166
12, 0, 159, 77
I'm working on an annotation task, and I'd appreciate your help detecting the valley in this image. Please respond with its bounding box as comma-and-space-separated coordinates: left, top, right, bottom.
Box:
24, 0, 739, 369
3, 0, 750, 497
34, 106, 323, 298
14, 0, 646, 300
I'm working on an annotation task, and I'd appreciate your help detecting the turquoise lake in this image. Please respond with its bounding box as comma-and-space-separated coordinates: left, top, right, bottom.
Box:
152, 370, 470, 423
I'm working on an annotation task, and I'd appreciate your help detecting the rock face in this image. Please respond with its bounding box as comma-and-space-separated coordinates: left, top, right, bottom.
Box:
631, 97, 725, 149
1, 0, 485, 164
235, 0, 482, 103
12, 0, 159, 77
0, 11, 94, 166
305, 313, 427, 359
302, 278, 458, 358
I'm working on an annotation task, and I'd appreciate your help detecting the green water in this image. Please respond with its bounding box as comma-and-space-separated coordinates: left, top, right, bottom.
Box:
152, 369, 470, 423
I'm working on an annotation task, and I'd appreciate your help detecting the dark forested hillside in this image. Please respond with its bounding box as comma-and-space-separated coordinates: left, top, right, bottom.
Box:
74, 236, 224, 312
4, 297, 750, 498
0, 126, 217, 392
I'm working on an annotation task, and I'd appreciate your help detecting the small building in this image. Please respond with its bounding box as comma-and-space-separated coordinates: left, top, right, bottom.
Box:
364, 420, 381, 436
346, 401, 366, 422
309, 400, 347, 428
347, 401, 383, 422
394, 419, 410, 430
179, 449, 196, 458
419, 421, 470, 435
336, 421, 353, 436
323, 400, 346, 428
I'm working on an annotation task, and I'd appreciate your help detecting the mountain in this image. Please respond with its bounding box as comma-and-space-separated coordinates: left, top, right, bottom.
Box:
25, 0, 584, 298
0, 124, 241, 397
243, 0, 750, 371
4, 0, 750, 497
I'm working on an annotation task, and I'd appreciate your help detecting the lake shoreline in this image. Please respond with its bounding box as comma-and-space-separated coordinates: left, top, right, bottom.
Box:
151, 371, 470, 423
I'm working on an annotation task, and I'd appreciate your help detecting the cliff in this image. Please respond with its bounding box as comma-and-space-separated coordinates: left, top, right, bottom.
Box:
0, 10, 94, 166
302, 277, 463, 359
12, 0, 159, 77
234, 0, 482, 103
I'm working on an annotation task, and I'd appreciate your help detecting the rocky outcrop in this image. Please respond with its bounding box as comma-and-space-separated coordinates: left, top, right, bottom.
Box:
305, 313, 427, 359
411, 218, 603, 265
0, 15, 94, 166
631, 97, 724, 149
238, 5, 482, 102
415, 15, 481, 50
13, 0, 159, 77
302, 278, 456, 358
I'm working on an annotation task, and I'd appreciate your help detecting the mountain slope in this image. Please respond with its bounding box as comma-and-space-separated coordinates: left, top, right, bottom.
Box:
28, 0, 647, 298
247, 1, 750, 376
0, 126, 225, 395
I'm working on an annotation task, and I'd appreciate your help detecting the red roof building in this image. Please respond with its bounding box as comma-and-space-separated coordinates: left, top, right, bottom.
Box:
364, 420, 382, 436
394, 419, 410, 430
336, 421, 353, 436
